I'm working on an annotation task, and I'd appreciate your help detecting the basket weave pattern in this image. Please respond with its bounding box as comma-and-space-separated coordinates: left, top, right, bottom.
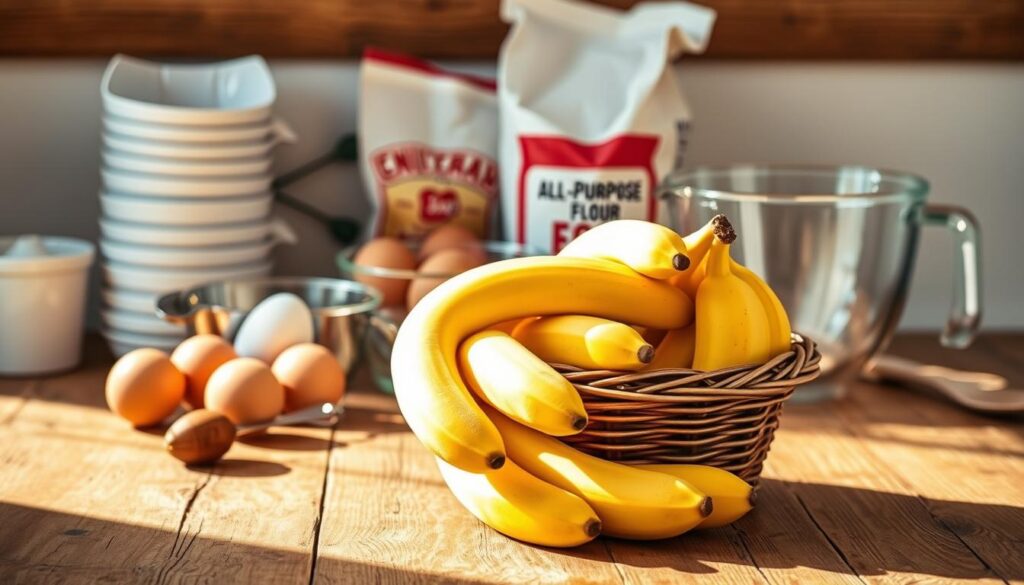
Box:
556, 334, 821, 485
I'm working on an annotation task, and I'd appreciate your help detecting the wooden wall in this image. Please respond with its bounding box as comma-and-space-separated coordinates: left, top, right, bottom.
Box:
0, 0, 1022, 59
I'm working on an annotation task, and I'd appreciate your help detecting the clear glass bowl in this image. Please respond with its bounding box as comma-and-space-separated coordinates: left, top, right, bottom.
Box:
336, 240, 542, 393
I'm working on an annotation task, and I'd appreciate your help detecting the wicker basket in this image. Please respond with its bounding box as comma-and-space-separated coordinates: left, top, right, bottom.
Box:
556, 334, 821, 486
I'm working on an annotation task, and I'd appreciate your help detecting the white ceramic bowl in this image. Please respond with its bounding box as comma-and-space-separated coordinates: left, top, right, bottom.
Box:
102, 287, 159, 313
102, 149, 272, 177
103, 132, 280, 160
101, 328, 183, 357
103, 259, 273, 293
102, 115, 296, 145
100, 237, 275, 268
102, 168, 272, 198
100, 192, 273, 226
101, 54, 275, 126
101, 308, 187, 336
99, 216, 295, 247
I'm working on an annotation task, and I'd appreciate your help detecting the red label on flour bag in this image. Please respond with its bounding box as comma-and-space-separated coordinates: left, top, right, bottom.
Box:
498, 0, 715, 252
517, 135, 659, 252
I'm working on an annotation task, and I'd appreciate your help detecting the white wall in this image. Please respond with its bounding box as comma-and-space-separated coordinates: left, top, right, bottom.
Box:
1, 59, 1021, 330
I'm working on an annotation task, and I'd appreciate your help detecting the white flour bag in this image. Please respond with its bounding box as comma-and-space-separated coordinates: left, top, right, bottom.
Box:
498, 0, 715, 252
360, 49, 499, 239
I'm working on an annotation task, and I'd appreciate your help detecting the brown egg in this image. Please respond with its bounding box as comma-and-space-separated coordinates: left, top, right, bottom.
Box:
272, 343, 346, 412
204, 357, 284, 425
171, 335, 237, 409
407, 248, 486, 310
353, 237, 417, 307
164, 409, 236, 465
418, 224, 482, 261
105, 348, 185, 427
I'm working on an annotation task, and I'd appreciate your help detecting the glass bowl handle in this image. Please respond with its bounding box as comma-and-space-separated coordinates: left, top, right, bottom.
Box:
923, 204, 982, 348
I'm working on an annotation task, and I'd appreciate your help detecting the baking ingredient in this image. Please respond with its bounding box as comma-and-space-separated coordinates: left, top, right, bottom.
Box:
391, 255, 692, 472
636, 464, 754, 528
558, 220, 690, 280
406, 248, 485, 310
360, 48, 498, 239
732, 262, 793, 358
436, 456, 601, 548
170, 335, 237, 409
204, 357, 284, 425
488, 407, 711, 540
512, 315, 657, 371
642, 324, 696, 371
692, 223, 773, 371
669, 215, 722, 297
272, 343, 346, 412
498, 0, 715, 252
164, 409, 236, 464
105, 348, 185, 427
352, 237, 418, 307
417, 224, 483, 261
233, 293, 314, 364
459, 330, 587, 436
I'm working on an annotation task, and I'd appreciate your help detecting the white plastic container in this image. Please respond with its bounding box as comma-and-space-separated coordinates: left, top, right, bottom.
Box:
0, 236, 96, 375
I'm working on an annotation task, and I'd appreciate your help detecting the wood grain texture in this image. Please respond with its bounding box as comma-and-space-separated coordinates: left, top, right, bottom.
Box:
2, 333, 1023, 584
0, 0, 1022, 59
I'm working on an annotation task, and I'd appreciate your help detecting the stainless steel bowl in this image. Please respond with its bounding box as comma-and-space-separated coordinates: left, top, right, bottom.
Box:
156, 277, 381, 374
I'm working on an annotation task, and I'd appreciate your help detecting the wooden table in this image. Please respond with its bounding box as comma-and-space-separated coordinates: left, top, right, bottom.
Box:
1, 333, 1021, 584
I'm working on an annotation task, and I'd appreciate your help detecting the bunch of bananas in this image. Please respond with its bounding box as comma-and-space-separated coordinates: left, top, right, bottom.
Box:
392, 217, 790, 547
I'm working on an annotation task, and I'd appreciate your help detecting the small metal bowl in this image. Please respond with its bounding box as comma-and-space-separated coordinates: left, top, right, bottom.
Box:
156, 276, 381, 374
337, 240, 542, 393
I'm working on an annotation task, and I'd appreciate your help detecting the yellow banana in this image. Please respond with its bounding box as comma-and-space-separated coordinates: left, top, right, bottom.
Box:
559, 220, 690, 280
636, 464, 754, 529
437, 457, 602, 548
487, 407, 712, 540
731, 262, 793, 357
459, 330, 588, 436
487, 318, 525, 335
392, 255, 693, 473
642, 324, 696, 371
669, 215, 725, 297
513, 315, 655, 371
692, 224, 773, 371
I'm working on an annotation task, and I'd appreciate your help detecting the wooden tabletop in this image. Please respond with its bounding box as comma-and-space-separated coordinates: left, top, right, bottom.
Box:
1, 333, 1021, 584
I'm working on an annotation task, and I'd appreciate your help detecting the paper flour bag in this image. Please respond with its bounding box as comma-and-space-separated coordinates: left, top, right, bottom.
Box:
498, 0, 715, 252
360, 49, 499, 239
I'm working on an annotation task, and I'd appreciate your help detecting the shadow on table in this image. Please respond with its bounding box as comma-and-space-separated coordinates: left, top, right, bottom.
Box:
3, 478, 1021, 584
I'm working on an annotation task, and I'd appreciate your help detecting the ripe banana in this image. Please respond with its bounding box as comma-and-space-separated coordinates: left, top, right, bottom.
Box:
669, 215, 725, 297
691, 223, 773, 371
642, 324, 696, 371
559, 220, 690, 280
392, 255, 693, 473
487, 406, 712, 540
731, 262, 793, 357
635, 464, 754, 529
513, 315, 656, 371
459, 330, 588, 436
486, 318, 525, 335
437, 457, 602, 548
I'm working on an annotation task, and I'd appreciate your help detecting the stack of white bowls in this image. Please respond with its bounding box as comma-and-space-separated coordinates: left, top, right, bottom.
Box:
98, 54, 297, 356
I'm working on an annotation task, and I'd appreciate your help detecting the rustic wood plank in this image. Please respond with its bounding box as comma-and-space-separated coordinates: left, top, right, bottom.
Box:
841, 335, 1024, 583
314, 390, 627, 584
0, 339, 330, 585
0, 0, 1021, 60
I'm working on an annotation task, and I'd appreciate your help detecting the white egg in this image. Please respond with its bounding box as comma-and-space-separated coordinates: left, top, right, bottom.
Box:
233, 293, 314, 364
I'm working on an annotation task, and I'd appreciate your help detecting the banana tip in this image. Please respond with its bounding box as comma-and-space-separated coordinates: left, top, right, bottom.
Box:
711, 215, 736, 244
487, 453, 506, 470
638, 344, 655, 364
748, 489, 758, 507
672, 253, 691, 271
700, 496, 714, 518
572, 415, 588, 431
584, 518, 602, 538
